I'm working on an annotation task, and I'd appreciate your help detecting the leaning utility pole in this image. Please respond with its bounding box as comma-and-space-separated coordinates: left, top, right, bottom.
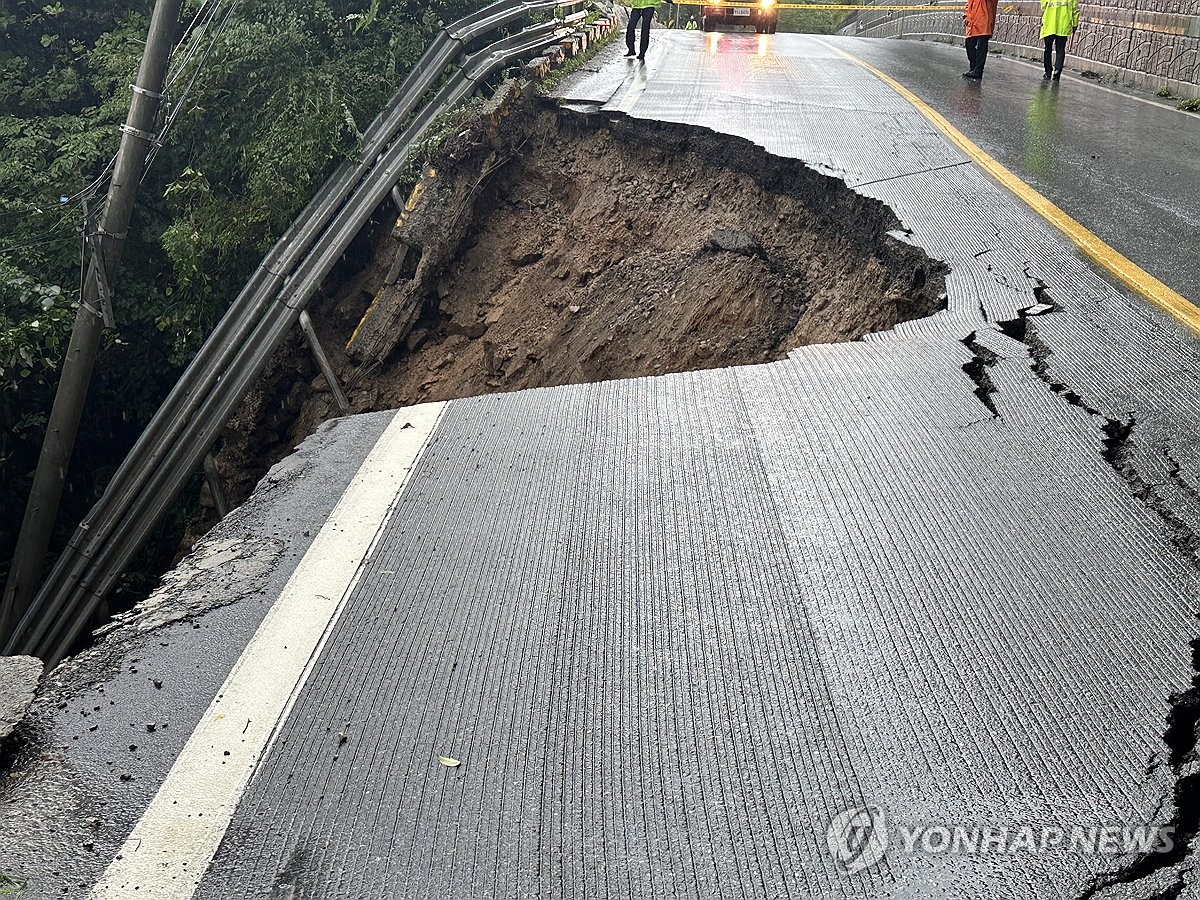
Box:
0, 0, 184, 647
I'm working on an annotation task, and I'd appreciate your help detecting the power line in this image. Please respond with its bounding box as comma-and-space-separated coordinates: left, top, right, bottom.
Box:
145, 0, 242, 178
0, 233, 82, 256
0, 2, 231, 231
2, 3, 238, 250
166, 0, 226, 88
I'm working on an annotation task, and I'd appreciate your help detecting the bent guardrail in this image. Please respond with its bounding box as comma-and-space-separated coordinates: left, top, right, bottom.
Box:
5, 0, 593, 664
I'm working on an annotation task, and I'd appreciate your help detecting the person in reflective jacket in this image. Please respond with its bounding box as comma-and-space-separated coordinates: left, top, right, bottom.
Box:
626, 0, 665, 62
1041, 0, 1080, 80
962, 0, 998, 80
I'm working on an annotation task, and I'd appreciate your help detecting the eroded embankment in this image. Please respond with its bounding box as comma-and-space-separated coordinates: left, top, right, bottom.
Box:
203, 89, 947, 525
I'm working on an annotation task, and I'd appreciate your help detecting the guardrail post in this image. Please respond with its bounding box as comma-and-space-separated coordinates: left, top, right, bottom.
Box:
202, 453, 231, 519
9, 0, 594, 663
299, 311, 352, 416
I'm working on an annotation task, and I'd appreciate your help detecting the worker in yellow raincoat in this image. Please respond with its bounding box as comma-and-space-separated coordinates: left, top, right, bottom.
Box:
626, 0, 669, 62
1041, 0, 1080, 80
962, 0, 998, 79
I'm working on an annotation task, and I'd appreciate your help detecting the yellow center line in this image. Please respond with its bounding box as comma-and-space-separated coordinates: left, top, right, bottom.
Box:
814, 38, 1200, 336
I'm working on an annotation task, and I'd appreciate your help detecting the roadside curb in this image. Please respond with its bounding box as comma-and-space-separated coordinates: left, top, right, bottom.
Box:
524, 13, 620, 80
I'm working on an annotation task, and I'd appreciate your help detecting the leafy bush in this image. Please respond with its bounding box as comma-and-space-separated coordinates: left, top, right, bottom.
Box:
778, 1, 864, 34
0, 0, 488, 585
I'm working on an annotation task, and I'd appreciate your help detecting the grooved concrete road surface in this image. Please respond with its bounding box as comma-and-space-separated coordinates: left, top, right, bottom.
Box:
4, 32, 1200, 900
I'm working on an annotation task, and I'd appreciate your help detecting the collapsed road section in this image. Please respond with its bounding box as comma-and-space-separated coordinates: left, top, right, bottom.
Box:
5, 29, 1200, 900
344, 99, 945, 381
208, 87, 946, 516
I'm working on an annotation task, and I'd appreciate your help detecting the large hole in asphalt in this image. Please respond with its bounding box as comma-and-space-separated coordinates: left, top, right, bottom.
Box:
202, 95, 948, 533
342, 103, 948, 397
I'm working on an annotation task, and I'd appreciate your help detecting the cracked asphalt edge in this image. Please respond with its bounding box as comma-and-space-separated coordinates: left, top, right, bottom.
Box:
973, 307, 1200, 900
0, 656, 42, 747
0, 409, 397, 897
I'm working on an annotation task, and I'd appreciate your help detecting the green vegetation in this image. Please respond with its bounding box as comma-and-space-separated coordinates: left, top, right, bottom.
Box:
0, 1, 486, 588
400, 96, 489, 186
0, 870, 25, 896
661, 0, 865, 34
1179, 98, 1200, 112
540, 17, 619, 93
778, 0, 864, 34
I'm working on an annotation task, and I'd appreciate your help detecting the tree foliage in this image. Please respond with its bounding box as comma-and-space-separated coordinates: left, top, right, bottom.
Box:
0, 0, 486, 585
778, 2, 861, 34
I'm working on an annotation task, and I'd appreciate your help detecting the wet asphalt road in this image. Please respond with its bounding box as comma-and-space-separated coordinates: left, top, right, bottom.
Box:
846, 37, 1200, 303
3, 31, 1200, 900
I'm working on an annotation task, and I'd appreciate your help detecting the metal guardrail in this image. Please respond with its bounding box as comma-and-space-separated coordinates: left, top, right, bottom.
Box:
4, 0, 591, 665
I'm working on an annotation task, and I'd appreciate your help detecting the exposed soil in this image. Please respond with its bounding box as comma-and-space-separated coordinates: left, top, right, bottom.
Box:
198, 88, 947, 531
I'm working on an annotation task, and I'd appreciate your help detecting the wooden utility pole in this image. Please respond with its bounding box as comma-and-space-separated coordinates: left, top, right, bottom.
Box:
1, 0, 185, 646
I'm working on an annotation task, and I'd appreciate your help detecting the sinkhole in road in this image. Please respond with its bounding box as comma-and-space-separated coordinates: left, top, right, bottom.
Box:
342, 102, 949, 397
208, 95, 948, 519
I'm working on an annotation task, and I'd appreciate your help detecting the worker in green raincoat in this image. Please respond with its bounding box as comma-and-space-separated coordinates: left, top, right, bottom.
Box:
1040, 0, 1079, 80
626, 0, 667, 62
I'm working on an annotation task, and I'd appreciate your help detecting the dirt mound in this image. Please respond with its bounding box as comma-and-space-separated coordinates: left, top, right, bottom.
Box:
205, 90, 946, 526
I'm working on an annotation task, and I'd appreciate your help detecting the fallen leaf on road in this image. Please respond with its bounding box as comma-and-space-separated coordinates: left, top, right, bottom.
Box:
438, 756, 460, 767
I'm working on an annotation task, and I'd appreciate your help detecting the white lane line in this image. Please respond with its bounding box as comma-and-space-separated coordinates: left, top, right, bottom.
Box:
613, 30, 667, 113
91, 402, 448, 899
999, 52, 1198, 116
615, 63, 649, 113
841, 33, 1196, 117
